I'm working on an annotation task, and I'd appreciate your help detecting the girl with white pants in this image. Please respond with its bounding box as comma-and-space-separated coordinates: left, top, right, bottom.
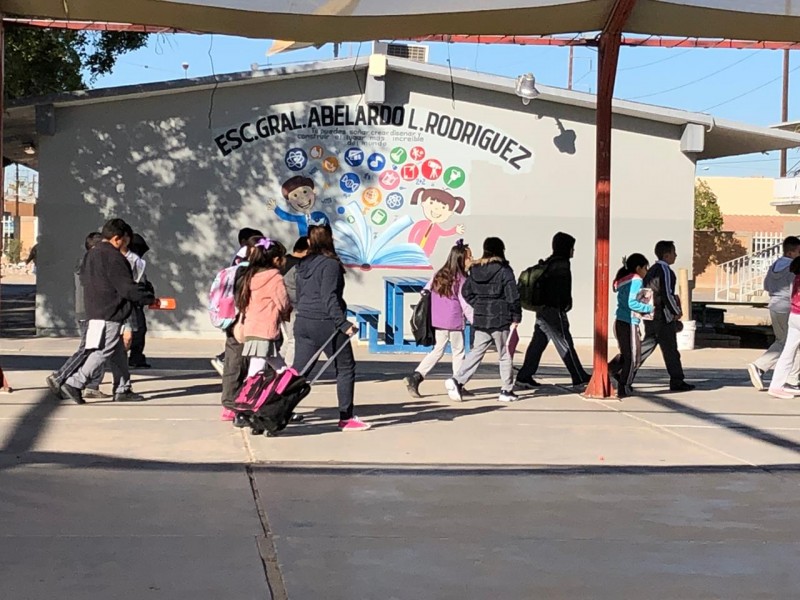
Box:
768, 258, 800, 399
404, 241, 473, 398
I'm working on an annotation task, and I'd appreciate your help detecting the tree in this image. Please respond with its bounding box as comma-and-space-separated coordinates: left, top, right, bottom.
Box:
5, 26, 147, 100
694, 179, 724, 232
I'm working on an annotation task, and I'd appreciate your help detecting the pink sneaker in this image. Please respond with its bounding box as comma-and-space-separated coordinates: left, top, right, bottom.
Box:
337, 416, 372, 432
221, 407, 236, 421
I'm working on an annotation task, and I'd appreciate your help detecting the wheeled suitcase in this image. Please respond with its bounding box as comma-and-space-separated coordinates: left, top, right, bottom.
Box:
232, 329, 354, 436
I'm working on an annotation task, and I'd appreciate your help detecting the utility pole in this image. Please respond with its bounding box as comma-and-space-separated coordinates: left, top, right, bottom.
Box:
780, 48, 790, 178
567, 45, 574, 90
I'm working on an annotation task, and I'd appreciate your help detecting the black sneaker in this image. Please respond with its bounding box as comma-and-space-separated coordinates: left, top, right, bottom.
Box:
669, 381, 695, 392
60, 383, 85, 405
46, 374, 63, 399
289, 413, 304, 423
515, 376, 540, 390
403, 372, 423, 398
128, 362, 151, 370
114, 390, 146, 402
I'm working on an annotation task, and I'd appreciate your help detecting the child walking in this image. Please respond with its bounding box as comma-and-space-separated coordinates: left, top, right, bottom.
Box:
768, 257, 800, 399
608, 254, 653, 399
445, 237, 521, 402
236, 237, 291, 378
404, 241, 473, 397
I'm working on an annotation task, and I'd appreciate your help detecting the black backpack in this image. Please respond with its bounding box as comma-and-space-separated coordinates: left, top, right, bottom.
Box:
410, 290, 436, 346
517, 259, 549, 312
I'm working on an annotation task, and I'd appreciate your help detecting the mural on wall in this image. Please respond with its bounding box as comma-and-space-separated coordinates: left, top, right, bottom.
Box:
214, 103, 533, 269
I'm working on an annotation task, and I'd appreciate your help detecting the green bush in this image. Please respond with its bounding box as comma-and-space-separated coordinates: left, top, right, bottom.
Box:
4, 238, 22, 263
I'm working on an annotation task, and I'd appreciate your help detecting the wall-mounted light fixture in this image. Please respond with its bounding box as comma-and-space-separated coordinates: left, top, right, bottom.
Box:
515, 73, 540, 105
23, 144, 36, 156
365, 54, 387, 105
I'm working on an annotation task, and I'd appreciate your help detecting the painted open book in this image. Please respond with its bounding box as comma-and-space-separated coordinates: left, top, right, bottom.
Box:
333, 201, 431, 269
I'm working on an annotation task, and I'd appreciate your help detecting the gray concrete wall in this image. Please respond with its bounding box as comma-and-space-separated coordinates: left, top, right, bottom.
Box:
36, 68, 694, 342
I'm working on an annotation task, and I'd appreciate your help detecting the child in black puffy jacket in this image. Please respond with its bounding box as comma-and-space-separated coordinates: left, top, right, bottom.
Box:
445, 237, 521, 403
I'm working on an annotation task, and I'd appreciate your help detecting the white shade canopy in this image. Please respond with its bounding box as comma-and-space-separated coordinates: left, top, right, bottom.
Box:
2, 0, 800, 42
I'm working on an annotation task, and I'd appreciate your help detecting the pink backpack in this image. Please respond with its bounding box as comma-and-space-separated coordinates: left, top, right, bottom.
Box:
208, 264, 244, 329
235, 368, 301, 412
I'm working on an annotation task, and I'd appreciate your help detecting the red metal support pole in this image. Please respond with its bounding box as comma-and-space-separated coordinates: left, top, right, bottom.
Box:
584, 0, 637, 399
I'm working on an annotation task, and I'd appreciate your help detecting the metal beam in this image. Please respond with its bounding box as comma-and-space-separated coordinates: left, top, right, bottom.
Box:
415, 34, 800, 51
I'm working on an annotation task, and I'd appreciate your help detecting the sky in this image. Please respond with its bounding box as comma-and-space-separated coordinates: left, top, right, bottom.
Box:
12, 33, 800, 183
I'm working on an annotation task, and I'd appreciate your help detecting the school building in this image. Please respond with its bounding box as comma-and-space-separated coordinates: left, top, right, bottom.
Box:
6, 55, 800, 342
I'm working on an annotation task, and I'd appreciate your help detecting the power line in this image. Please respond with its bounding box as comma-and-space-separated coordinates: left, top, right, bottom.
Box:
619, 48, 694, 71
626, 51, 759, 100
701, 63, 800, 111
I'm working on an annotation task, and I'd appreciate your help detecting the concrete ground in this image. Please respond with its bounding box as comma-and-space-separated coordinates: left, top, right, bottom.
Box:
1, 284, 799, 598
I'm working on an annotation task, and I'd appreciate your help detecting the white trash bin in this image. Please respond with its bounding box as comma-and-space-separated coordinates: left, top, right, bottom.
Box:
676, 320, 696, 351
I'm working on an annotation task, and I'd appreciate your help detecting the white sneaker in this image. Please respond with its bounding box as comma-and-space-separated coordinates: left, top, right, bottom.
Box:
497, 390, 519, 402
444, 378, 463, 402
768, 387, 794, 399
746, 364, 764, 391
210, 358, 224, 377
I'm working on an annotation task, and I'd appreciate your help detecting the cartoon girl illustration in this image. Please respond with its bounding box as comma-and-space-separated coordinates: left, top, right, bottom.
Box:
266, 175, 329, 237
407, 188, 466, 256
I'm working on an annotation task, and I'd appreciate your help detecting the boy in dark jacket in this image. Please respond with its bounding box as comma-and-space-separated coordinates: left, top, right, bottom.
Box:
46, 232, 109, 399
516, 232, 590, 388
60, 218, 154, 404
445, 237, 521, 402
125, 232, 155, 368
635, 240, 694, 392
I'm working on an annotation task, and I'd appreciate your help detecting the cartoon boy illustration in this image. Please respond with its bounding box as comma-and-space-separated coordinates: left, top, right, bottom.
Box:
266, 175, 329, 237
407, 188, 466, 256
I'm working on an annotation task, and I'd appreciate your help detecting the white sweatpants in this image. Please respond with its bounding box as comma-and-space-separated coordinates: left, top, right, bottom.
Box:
770, 313, 800, 391
414, 329, 466, 377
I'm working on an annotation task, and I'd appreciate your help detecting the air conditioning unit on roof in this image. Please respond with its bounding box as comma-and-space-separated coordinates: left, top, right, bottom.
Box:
372, 41, 429, 63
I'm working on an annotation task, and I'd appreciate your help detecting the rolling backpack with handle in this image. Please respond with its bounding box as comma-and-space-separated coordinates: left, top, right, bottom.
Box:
231, 329, 356, 436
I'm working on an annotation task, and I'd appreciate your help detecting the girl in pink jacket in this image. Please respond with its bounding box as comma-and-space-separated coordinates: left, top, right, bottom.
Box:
236, 237, 291, 377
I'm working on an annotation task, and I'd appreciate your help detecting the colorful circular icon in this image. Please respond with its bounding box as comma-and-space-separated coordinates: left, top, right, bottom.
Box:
361, 187, 383, 208
421, 159, 443, 180
370, 208, 389, 226
400, 163, 419, 181
309, 145, 324, 159
385, 192, 404, 210
378, 170, 401, 191
344, 147, 365, 167
443, 166, 466, 189
339, 172, 361, 194
390, 147, 408, 165
322, 156, 340, 173
367, 153, 386, 172
410, 146, 426, 162
285, 148, 308, 171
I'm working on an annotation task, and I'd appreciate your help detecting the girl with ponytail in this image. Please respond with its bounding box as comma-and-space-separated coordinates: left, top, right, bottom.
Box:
608, 253, 653, 398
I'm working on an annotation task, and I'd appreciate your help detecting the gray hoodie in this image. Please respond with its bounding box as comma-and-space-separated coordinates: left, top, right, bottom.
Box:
764, 256, 795, 313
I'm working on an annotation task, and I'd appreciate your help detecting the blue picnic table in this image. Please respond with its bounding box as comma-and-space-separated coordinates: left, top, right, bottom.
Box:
381, 276, 472, 354
347, 276, 472, 354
